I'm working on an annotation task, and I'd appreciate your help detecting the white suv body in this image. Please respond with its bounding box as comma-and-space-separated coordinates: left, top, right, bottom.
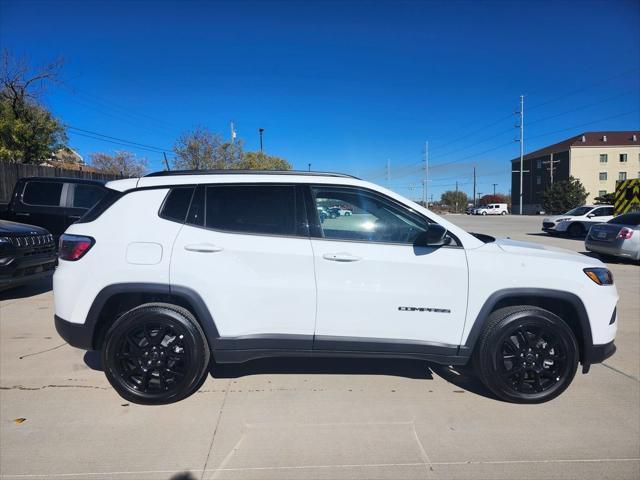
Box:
474, 203, 509, 215
53, 171, 617, 405
542, 205, 615, 236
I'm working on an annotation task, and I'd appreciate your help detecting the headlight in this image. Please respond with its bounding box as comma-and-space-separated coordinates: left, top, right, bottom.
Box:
0, 236, 9, 244
557, 217, 571, 222
584, 268, 614, 285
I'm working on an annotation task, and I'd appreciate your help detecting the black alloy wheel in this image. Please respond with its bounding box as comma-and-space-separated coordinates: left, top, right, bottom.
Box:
474, 306, 578, 403
103, 303, 210, 405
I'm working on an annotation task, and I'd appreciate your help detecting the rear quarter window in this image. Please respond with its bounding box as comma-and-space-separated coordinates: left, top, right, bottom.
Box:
160, 187, 195, 223
73, 184, 107, 209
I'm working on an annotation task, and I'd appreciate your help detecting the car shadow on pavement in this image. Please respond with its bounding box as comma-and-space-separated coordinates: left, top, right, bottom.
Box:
526, 232, 585, 241
0, 277, 52, 301
209, 356, 435, 380
84, 352, 499, 400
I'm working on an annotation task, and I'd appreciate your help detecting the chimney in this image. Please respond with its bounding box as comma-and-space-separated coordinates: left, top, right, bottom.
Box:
581, 135, 586, 142
603, 135, 607, 142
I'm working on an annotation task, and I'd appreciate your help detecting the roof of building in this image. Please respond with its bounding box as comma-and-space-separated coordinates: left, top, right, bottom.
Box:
511, 131, 640, 162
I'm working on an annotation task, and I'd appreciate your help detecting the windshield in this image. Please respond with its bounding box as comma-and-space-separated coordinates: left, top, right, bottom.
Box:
564, 207, 592, 216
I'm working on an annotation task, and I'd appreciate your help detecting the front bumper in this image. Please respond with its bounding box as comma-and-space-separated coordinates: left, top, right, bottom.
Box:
582, 341, 616, 373
0, 253, 57, 290
54, 315, 94, 350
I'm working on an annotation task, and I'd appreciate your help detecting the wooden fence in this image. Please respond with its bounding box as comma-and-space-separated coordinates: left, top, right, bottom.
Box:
0, 161, 123, 203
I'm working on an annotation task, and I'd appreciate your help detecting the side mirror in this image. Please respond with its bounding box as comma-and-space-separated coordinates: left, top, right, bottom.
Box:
414, 224, 448, 247
587, 213, 595, 218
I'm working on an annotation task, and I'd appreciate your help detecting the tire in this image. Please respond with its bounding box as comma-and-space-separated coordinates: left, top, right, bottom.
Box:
567, 223, 584, 237
482, 211, 487, 215
473, 306, 578, 404
501, 211, 507, 215
102, 303, 210, 405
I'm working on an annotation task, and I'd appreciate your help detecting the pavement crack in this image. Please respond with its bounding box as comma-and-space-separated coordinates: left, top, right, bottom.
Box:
200, 379, 232, 480
601, 362, 640, 382
19, 342, 67, 359
0, 384, 109, 391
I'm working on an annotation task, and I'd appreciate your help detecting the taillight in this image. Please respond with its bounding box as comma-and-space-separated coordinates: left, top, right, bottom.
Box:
617, 228, 634, 240
58, 234, 95, 261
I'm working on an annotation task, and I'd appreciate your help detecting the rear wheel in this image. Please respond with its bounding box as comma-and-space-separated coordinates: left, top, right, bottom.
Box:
102, 303, 210, 405
473, 306, 578, 403
501, 211, 507, 215
567, 222, 584, 237
482, 211, 487, 215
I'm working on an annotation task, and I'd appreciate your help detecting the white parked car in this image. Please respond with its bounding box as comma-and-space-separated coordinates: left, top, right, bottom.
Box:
54, 171, 617, 405
474, 203, 509, 215
542, 205, 615, 237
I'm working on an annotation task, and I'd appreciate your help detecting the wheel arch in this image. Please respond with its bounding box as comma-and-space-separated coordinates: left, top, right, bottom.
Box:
460, 288, 593, 366
88, 283, 219, 351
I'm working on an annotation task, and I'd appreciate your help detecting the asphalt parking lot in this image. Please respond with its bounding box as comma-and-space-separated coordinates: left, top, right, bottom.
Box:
1, 215, 638, 480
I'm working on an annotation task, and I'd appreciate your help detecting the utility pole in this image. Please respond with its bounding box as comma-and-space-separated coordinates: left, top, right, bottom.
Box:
492, 183, 498, 196
543, 152, 560, 184
259, 128, 264, 153
478, 192, 483, 205
230, 121, 236, 145
473, 166, 477, 207
308, 163, 311, 172
422, 141, 429, 207
455, 181, 459, 213
386, 159, 391, 183
162, 152, 171, 171
518, 95, 525, 214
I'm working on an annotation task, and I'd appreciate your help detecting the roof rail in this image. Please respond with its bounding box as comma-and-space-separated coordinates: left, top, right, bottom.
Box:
144, 169, 359, 179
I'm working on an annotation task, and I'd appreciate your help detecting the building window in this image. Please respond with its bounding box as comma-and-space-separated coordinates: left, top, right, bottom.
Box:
599, 154, 608, 163
598, 190, 607, 197
620, 153, 628, 163
536, 175, 541, 185
619, 172, 627, 181
599, 172, 607, 181
536, 159, 542, 169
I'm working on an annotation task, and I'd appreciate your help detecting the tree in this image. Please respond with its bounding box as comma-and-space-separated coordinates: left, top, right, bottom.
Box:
594, 192, 614, 205
478, 193, 510, 205
90, 151, 147, 177
440, 190, 468, 213
0, 50, 67, 163
172, 127, 242, 170
237, 151, 291, 170
542, 176, 588, 214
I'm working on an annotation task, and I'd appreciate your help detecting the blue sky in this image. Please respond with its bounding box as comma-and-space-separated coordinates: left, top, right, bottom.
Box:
2, 0, 639, 201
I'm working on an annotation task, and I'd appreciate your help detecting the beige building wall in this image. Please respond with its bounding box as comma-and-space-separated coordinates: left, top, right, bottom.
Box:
570, 145, 640, 202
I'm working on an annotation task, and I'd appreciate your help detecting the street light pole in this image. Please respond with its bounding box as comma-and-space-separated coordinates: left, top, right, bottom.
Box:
518, 95, 524, 215
259, 128, 264, 153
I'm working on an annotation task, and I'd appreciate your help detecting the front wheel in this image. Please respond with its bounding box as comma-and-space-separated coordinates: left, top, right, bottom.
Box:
102, 303, 210, 405
567, 222, 584, 237
473, 306, 578, 403
482, 211, 487, 216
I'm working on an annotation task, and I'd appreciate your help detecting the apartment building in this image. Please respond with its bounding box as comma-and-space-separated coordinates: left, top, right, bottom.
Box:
511, 131, 640, 214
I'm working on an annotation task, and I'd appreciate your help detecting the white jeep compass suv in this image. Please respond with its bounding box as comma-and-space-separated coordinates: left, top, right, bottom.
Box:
53, 171, 618, 405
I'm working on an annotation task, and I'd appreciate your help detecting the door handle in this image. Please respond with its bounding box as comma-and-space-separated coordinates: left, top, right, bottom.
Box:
322, 252, 361, 262
184, 244, 224, 253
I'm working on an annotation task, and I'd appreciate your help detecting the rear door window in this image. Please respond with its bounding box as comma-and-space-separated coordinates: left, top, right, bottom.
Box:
22, 181, 63, 206
204, 185, 298, 236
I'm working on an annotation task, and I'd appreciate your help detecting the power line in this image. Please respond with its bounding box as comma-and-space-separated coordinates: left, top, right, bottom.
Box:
66, 126, 173, 153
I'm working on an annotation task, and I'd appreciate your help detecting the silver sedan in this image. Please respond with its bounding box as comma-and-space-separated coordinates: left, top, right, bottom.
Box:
585, 212, 640, 262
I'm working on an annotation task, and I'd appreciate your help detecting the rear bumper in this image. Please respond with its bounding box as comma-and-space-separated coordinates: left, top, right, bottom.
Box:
585, 240, 639, 260
582, 341, 616, 373
54, 315, 94, 350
